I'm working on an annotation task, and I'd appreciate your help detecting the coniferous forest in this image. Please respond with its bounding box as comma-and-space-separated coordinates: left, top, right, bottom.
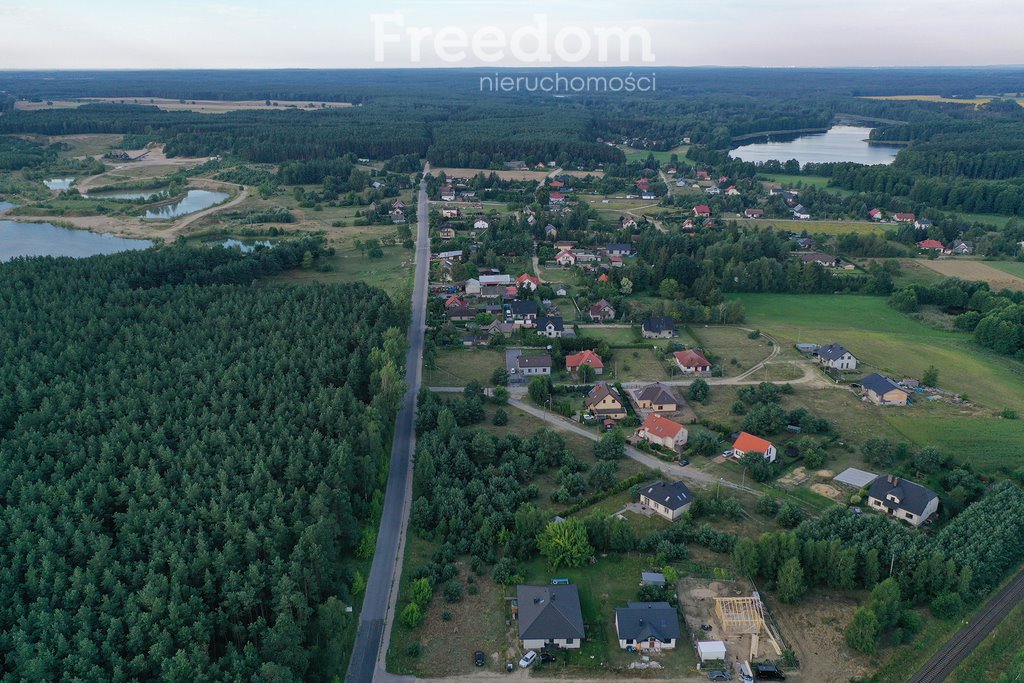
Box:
0, 242, 405, 681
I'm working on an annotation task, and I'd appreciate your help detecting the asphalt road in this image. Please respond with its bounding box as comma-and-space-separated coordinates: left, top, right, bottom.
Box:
345, 168, 431, 683
907, 568, 1024, 683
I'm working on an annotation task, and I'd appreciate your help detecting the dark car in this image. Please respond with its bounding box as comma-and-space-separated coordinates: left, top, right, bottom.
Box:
474, 651, 485, 667
755, 664, 786, 680
540, 652, 556, 663
678, 458, 690, 467
708, 671, 733, 681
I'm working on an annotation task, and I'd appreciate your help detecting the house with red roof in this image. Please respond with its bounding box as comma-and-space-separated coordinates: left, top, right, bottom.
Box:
673, 350, 711, 374
693, 205, 711, 218
894, 213, 916, 223
566, 350, 604, 376
696, 171, 710, 180
549, 192, 566, 204
556, 250, 577, 266
732, 432, 777, 463
516, 273, 540, 291
916, 239, 946, 252
589, 299, 616, 322
549, 180, 565, 189
444, 295, 467, 310
637, 414, 689, 450
868, 208, 883, 221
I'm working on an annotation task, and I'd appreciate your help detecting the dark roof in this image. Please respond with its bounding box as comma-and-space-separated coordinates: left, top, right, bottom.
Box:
508, 300, 539, 316
606, 243, 633, 252
817, 343, 854, 362
446, 306, 477, 319
536, 316, 564, 331
636, 383, 676, 406
868, 475, 937, 516
861, 373, 907, 397
640, 480, 693, 511
615, 602, 681, 642
517, 585, 585, 641
586, 382, 622, 408
642, 317, 675, 334
518, 354, 552, 369
799, 252, 837, 264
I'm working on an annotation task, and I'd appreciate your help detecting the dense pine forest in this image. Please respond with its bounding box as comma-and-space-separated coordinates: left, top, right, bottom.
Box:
0, 243, 405, 681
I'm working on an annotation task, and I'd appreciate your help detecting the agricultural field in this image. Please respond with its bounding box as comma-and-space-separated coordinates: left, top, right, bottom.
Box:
989, 260, 1024, 278
429, 167, 550, 182
736, 217, 884, 235
888, 417, 1024, 473
862, 95, 1016, 106
688, 325, 779, 376
619, 144, 690, 164
917, 258, 1024, 291
15, 98, 353, 114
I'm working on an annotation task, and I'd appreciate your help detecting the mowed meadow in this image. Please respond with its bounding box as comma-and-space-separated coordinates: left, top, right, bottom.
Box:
732, 294, 1024, 471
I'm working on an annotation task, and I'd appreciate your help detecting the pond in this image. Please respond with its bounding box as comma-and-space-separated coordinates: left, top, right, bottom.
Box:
729, 125, 901, 166
86, 191, 166, 201
142, 190, 229, 220
43, 178, 76, 190
0, 220, 153, 262
221, 239, 273, 253
0, 201, 16, 213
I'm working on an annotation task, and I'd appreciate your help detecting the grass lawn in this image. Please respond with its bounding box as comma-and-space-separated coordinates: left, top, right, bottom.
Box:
888, 417, 1024, 473
737, 218, 883, 235
423, 348, 505, 387
620, 145, 690, 164
957, 211, 1014, 228
688, 325, 776, 376
989, 260, 1024, 279
607, 348, 673, 382
577, 325, 640, 346
732, 294, 1024, 414
47, 133, 124, 158
761, 173, 833, 189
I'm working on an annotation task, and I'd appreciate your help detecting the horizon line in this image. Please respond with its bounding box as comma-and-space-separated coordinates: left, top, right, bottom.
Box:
2, 64, 1024, 73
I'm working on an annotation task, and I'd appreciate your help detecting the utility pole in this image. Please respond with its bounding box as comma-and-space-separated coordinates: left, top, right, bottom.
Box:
889, 552, 896, 577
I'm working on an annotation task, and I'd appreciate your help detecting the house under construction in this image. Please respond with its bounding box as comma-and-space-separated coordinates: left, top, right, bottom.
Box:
714, 592, 782, 660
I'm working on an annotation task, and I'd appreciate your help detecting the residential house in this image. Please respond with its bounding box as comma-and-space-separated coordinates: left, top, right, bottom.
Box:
639, 480, 694, 521
705, 185, 721, 196
444, 295, 467, 310
792, 204, 811, 220
439, 227, 456, 240
597, 273, 610, 283
693, 205, 711, 218
391, 199, 406, 211
441, 207, 460, 219
517, 354, 553, 376
474, 219, 490, 230
868, 208, 883, 221
732, 432, 777, 463
440, 186, 456, 201
565, 350, 604, 376
914, 218, 933, 230
799, 252, 838, 267
894, 213, 916, 223
516, 584, 585, 650
916, 239, 946, 252
615, 602, 680, 651
744, 208, 765, 219
867, 474, 939, 527
726, 186, 741, 196
554, 241, 576, 251
549, 180, 565, 189
672, 349, 711, 374
480, 274, 513, 286
634, 383, 677, 413
952, 239, 974, 255
516, 273, 540, 291
545, 224, 558, 240
389, 208, 407, 223
535, 316, 565, 339
556, 250, 577, 267
769, 187, 785, 196
585, 382, 627, 420
696, 171, 710, 180
549, 192, 567, 205
816, 343, 859, 371
641, 316, 675, 339
589, 299, 616, 322
621, 218, 638, 230
609, 256, 624, 268
606, 243, 633, 257
446, 306, 477, 323
506, 299, 539, 326
637, 414, 688, 450
797, 237, 817, 250
464, 278, 481, 296
861, 373, 910, 406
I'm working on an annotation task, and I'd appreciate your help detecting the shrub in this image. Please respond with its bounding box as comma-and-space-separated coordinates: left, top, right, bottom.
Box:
405, 641, 423, 657
493, 408, 509, 426
930, 592, 964, 619
776, 501, 805, 528
756, 496, 780, 517
443, 579, 464, 603
401, 603, 423, 628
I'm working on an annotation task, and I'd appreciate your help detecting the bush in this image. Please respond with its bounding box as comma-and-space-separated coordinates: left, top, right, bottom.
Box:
492, 558, 521, 585
731, 400, 747, 415
443, 579, 464, 603
930, 592, 964, 619
401, 603, 423, 628
405, 641, 423, 657
756, 496, 780, 517
493, 408, 509, 426
688, 378, 710, 403
776, 501, 805, 528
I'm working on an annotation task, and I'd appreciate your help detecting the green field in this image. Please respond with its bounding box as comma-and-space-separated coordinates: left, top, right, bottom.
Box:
888, 417, 1024, 472
957, 212, 1014, 228
732, 294, 1024, 415
990, 260, 1024, 278
577, 325, 639, 346
762, 173, 833, 189
737, 217, 884, 236
423, 348, 505, 387
620, 145, 689, 164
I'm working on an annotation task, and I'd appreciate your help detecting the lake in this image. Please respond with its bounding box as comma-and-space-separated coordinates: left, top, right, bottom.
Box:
86, 191, 166, 201
221, 239, 273, 253
0, 220, 153, 262
0, 201, 16, 213
729, 125, 900, 166
43, 178, 75, 190
142, 190, 229, 219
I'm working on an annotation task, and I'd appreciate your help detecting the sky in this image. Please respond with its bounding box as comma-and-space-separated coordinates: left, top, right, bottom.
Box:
2, 0, 1023, 69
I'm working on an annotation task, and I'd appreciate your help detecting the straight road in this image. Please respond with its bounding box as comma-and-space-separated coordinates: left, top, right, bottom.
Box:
908, 568, 1024, 683
346, 167, 432, 683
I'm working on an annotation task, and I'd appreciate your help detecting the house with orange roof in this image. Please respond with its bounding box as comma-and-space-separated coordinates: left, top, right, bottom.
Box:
566, 350, 604, 376
673, 349, 711, 374
556, 250, 577, 266
732, 432, 777, 463
637, 414, 689, 450
516, 273, 541, 291
597, 273, 610, 283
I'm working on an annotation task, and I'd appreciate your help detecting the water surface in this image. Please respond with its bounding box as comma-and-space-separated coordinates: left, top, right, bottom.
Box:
730, 125, 900, 166
43, 178, 75, 190
142, 190, 228, 220
222, 239, 273, 253
0, 220, 153, 262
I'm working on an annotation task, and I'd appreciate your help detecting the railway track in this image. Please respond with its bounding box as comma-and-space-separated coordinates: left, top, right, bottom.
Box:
907, 568, 1024, 683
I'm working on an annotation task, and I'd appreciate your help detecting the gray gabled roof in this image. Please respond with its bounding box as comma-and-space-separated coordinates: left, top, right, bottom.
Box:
615, 602, 681, 642
868, 475, 937, 516
518, 354, 552, 369
517, 585, 585, 641
861, 373, 907, 397
508, 300, 539, 316
818, 343, 855, 362
636, 383, 677, 406
642, 317, 675, 334
536, 316, 564, 331
640, 480, 693, 511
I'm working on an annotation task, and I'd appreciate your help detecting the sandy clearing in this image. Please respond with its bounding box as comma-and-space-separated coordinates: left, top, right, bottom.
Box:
918, 259, 1024, 291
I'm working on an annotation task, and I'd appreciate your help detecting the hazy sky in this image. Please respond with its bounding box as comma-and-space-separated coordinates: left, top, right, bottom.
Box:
2, 0, 1023, 69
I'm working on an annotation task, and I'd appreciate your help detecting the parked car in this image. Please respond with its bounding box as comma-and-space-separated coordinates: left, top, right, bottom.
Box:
722, 449, 734, 457
678, 458, 690, 467
755, 664, 786, 680
708, 672, 734, 681
540, 652, 556, 663
474, 651, 485, 667
519, 650, 537, 668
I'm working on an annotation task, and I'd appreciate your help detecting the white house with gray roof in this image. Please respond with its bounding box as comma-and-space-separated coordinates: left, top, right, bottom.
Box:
516, 584, 585, 649
816, 343, 858, 371
615, 601, 680, 650
867, 474, 938, 527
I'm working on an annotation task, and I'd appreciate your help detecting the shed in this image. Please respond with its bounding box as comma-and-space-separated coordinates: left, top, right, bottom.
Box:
641, 572, 666, 588
834, 468, 878, 489
696, 640, 727, 663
